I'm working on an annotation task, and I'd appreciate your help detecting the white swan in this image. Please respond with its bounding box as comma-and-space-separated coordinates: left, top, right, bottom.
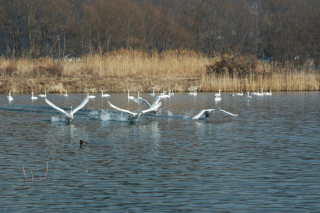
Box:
251, 89, 259, 95
230, 90, 235, 97
247, 91, 252, 99
38, 89, 46, 97
215, 96, 221, 101
188, 88, 197, 96
128, 90, 134, 100
236, 89, 243, 96
256, 88, 263, 96
87, 92, 96, 99
171, 89, 175, 96
31, 92, 38, 100
192, 108, 238, 120
215, 90, 221, 97
108, 100, 162, 122
7, 90, 13, 101
45, 97, 89, 124
264, 89, 272, 96
101, 90, 110, 97
134, 96, 163, 114
150, 89, 155, 96
63, 90, 68, 97
138, 91, 142, 99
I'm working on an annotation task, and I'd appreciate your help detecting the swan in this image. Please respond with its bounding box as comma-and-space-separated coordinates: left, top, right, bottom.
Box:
87, 92, 96, 99
138, 91, 142, 99
128, 90, 134, 100
264, 89, 272, 96
108, 100, 162, 122
188, 88, 197, 96
247, 91, 252, 99
31, 92, 38, 100
256, 88, 263, 96
230, 90, 235, 97
101, 90, 110, 97
192, 108, 238, 120
171, 89, 175, 96
63, 90, 68, 97
150, 89, 155, 96
7, 90, 13, 101
134, 96, 163, 114
38, 89, 46, 97
251, 89, 259, 95
215, 90, 221, 97
215, 96, 221, 101
45, 97, 89, 124
236, 90, 243, 96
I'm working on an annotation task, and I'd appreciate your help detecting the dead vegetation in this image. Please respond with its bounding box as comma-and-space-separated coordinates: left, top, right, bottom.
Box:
0, 49, 319, 93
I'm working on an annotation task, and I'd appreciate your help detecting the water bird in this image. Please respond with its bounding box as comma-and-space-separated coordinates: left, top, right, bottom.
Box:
236, 90, 243, 96
63, 90, 68, 97
138, 91, 142, 99
192, 108, 238, 120
188, 88, 197, 96
215, 90, 221, 97
80, 140, 88, 145
251, 89, 259, 95
45, 97, 89, 124
31, 92, 38, 100
7, 90, 13, 101
128, 90, 134, 100
247, 91, 252, 99
215, 96, 221, 101
263, 89, 272, 96
134, 96, 163, 114
230, 90, 235, 97
101, 90, 110, 97
108, 100, 162, 122
38, 89, 47, 97
87, 92, 96, 98
150, 89, 155, 96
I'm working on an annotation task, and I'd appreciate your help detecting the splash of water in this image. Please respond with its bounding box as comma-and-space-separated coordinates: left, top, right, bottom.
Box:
51, 116, 63, 122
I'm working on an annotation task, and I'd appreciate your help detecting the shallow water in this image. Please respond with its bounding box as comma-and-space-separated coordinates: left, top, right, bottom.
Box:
0, 92, 320, 212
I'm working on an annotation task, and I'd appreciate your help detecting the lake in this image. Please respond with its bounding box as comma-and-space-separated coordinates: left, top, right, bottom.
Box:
0, 91, 319, 212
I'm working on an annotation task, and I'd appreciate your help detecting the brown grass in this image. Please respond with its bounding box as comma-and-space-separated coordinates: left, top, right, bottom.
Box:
0, 49, 319, 93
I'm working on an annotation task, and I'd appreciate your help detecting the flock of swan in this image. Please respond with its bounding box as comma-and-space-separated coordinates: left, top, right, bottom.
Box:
5, 88, 272, 124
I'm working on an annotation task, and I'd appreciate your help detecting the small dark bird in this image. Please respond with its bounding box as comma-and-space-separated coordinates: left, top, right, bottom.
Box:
80, 140, 88, 145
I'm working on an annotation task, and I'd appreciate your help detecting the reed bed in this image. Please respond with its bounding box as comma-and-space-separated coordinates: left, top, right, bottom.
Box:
0, 49, 319, 93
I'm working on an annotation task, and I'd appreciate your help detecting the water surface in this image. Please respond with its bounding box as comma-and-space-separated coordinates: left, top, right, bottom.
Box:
0, 92, 319, 212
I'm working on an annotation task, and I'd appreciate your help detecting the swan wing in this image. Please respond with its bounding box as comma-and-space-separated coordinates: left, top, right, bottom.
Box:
218, 109, 238, 116
192, 109, 215, 119
108, 101, 136, 116
72, 97, 89, 114
134, 98, 151, 108
45, 98, 68, 116
142, 102, 162, 114
151, 96, 162, 108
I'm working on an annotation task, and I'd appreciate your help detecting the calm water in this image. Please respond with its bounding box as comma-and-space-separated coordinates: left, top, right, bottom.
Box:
0, 92, 319, 212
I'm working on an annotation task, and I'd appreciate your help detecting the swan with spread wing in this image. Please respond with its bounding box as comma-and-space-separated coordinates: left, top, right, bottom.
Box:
192, 108, 238, 120
45, 97, 89, 124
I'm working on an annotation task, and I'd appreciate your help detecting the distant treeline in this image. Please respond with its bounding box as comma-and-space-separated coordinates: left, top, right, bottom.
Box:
0, 0, 319, 69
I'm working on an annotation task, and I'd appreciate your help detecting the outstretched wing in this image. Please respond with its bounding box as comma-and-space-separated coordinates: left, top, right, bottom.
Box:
108, 101, 136, 116
45, 98, 68, 116
72, 97, 89, 114
218, 109, 238, 116
192, 109, 216, 120
142, 102, 162, 114
134, 98, 151, 108
151, 96, 162, 108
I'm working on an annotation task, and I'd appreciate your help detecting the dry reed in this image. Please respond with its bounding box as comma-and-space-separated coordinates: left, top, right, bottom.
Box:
1, 49, 319, 93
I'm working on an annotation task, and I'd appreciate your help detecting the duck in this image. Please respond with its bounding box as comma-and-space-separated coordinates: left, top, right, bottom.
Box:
80, 140, 88, 145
